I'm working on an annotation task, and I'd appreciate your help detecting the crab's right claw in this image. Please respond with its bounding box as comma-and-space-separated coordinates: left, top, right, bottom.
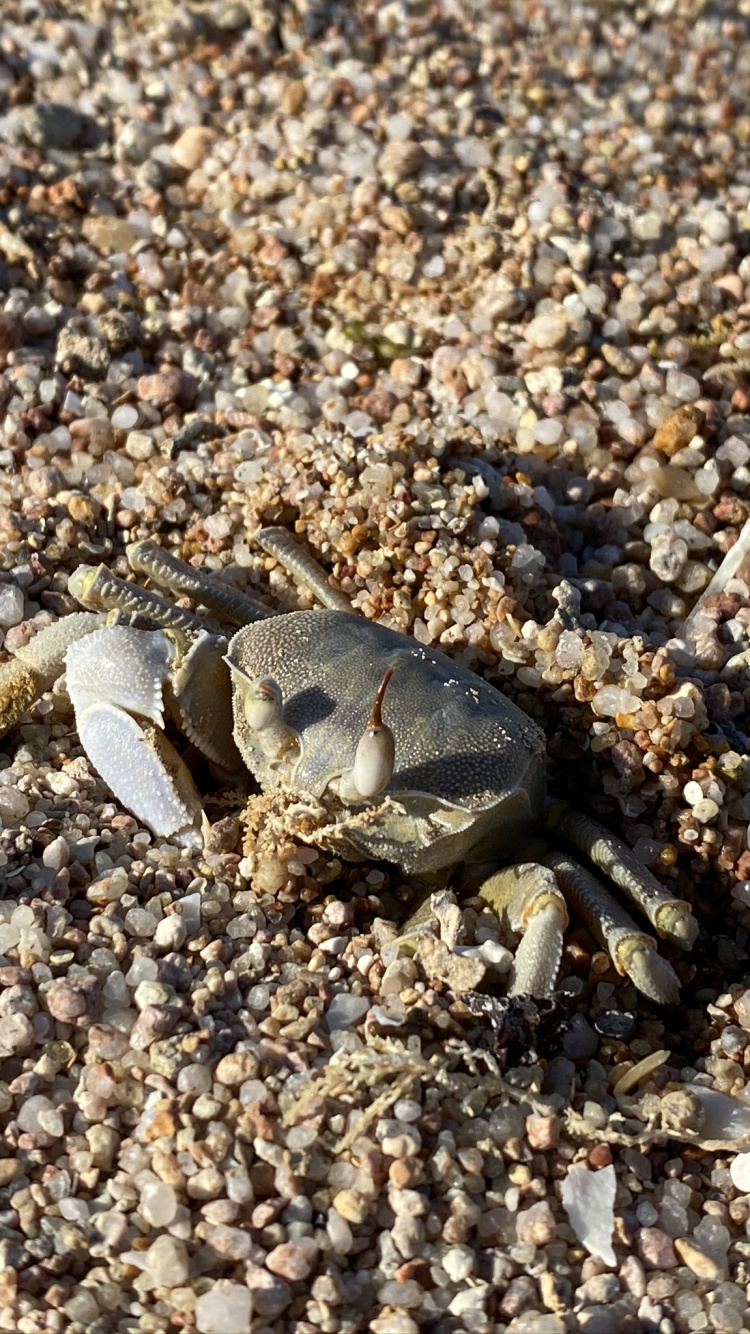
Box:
65, 626, 203, 846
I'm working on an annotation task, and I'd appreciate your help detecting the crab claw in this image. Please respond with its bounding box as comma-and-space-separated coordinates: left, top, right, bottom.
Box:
65, 626, 203, 845
339, 668, 396, 802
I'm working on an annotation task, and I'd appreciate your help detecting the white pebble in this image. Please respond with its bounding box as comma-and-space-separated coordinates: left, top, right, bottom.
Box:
0, 788, 30, 824
665, 369, 700, 402
683, 781, 704, 807
111, 403, 139, 431
526, 312, 567, 349
592, 685, 641, 717
0, 585, 24, 628
692, 797, 719, 823
195, 1283, 253, 1334
561, 1162, 616, 1265
730, 1152, 750, 1193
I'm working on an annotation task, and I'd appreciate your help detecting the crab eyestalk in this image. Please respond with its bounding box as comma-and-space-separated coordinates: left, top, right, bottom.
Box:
339, 668, 396, 803
243, 677, 283, 732
225, 659, 300, 764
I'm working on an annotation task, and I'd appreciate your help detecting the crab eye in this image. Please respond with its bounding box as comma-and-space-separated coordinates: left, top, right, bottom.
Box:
351, 668, 395, 799
352, 722, 395, 799
243, 677, 283, 732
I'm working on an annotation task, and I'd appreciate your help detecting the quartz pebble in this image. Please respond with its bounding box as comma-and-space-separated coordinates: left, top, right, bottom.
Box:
0, 586, 24, 628
561, 1164, 616, 1266
195, 1282, 253, 1334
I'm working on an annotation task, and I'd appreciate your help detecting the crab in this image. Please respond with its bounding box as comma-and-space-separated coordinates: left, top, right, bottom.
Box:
0, 527, 698, 1006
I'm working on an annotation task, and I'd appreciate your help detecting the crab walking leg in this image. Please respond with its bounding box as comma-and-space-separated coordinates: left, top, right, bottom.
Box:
256, 526, 353, 613
65, 626, 203, 844
477, 864, 568, 998
128, 540, 276, 625
0, 611, 106, 740
69, 564, 205, 639
549, 803, 699, 949
544, 851, 681, 1005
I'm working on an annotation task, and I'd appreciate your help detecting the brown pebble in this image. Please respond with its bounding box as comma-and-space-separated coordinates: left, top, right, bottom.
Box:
673, 1235, 725, 1279
137, 370, 197, 409
67, 494, 102, 525
265, 1240, 317, 1282
0, 312, 22, 354
525, 1114, 560, 1151
361, 389, 398, 420
45, 974, 99, 1025
389, 1158, 424, 1189
214, 1049, 259, 1085
172, 125, 218, 172
588, 1144, 613, 1169
652, 404, 704, 457
332, 1189, 371, 1224
636, 1226, 677, 1269
515, 1200, 557, 1247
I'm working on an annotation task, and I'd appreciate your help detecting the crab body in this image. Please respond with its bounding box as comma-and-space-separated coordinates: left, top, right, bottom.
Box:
227, 609, 546, 873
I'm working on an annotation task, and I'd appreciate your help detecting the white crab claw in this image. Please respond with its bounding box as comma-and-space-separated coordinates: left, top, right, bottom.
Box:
65, 625, 174, 726
65, 626, 203, 843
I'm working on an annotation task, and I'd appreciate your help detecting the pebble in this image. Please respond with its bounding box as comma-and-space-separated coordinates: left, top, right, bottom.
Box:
266, 1239, 318, 1281
516, 1201, 557, 1247
326, 993, 370, 1028
143, 1235, 189, 1287
637, 1228, 678, 1270
195, 1282, 252, 1334
0, 586, 24, 629
673, 1236, 725, 1280
172, 125, 219, 171
526, 313, 568, 349
22, 103, 89, 149
214, 1049, 259, 1084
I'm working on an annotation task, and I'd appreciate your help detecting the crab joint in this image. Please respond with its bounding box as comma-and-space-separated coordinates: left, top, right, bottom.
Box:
340, 668, 396, 802
477, 864, 568, 999
544, 851, 681, 1006
548, 803, 699, 950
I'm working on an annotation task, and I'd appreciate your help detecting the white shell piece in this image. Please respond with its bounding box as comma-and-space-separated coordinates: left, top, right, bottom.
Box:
76, 700, 202, 838
65, 626, 174, 727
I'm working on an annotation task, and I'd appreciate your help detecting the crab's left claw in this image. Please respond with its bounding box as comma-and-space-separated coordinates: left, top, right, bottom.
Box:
65, 626, 203, 846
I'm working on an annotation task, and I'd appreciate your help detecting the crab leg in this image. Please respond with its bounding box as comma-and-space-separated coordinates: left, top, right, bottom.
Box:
0, 611, 106, 740
548, 803, 699, 949
477, 864, 568, 998
544, 851, 681, 1005
128, 541, 275, 625
256, 526, 352, 613
69, 564, 205, 640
